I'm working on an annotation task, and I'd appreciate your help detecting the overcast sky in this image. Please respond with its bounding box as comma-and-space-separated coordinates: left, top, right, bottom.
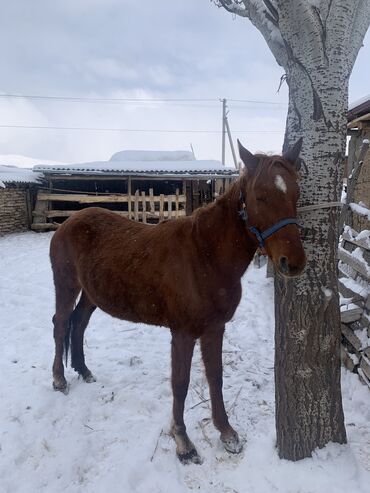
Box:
0, 0, 369, 165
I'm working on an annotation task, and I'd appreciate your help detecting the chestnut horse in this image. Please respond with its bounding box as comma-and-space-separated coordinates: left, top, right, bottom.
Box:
50, 140, 306, 464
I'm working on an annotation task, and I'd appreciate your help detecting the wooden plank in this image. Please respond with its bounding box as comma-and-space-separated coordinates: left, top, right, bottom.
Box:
128, 177, 132, 220
175, 189, 180, 219
340, 304, 363, 324
141, 191, 147, 224
338, 278, 365, 305
159, 194, 164, 222
342, 228, 370, 251
338, 246, 370, 280
149, 188, 155, 215
358, 368, 370, 389
31, 223, 59, 231
168, 195, 173, 219
38, 193, 130, 203
360, 354, 370, 380
340, 345, 359, 372
37, 192, 186, 204
32, 190, 49, 225
33, 208, 186, 220
341, 324, 363, 352
134, 190, 139, 221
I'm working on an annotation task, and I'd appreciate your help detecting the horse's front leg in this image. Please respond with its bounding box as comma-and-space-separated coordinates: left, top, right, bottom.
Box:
200, 326, 243, 454
170, 330, 201, 464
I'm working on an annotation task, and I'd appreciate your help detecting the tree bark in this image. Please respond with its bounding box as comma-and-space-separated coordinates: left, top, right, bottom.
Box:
215, 0, 370, 460
275, 73, 348, 460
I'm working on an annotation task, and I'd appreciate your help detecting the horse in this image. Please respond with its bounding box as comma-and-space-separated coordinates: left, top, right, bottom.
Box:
49, 139, 306, 464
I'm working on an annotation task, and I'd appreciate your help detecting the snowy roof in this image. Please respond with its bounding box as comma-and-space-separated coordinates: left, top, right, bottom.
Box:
34, 150, 237, 178
110, 150, 194, 162
0, 165, 41, 188
348, 94, 370, 122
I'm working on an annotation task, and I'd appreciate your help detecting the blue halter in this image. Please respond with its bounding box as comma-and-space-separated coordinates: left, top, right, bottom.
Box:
238, 192, 300, 249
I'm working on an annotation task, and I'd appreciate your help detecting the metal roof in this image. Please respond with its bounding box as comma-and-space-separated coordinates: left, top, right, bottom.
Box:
33, 159, 238, 178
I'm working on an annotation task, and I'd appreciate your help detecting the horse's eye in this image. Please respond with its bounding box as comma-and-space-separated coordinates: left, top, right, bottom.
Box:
256, 197, 267, 203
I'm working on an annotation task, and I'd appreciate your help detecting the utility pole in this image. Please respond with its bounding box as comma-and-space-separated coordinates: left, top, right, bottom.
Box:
225, 114, 238, 169
221, 98, 226, 166
221, 98, 238, 169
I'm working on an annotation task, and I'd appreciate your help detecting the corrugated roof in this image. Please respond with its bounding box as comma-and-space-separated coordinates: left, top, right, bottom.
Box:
348, 94, 370, 122
0, 165, 41, 187
33, 159, 238, 177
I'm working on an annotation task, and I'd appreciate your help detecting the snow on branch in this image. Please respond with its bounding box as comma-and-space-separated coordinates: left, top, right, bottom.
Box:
215, 0, 287, 66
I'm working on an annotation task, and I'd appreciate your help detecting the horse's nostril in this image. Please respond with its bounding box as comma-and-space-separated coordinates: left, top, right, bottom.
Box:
279, 256, 289, 273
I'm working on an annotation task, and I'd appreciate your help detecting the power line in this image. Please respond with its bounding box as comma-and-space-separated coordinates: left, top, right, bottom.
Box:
0, 93, 287, 106
0, 124, 283, 134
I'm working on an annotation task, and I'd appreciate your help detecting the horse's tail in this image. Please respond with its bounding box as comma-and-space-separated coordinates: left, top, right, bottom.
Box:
63, 315, 74, 366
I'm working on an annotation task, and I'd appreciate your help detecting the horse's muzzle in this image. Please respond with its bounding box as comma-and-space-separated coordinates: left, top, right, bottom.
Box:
277, 255, 306, 278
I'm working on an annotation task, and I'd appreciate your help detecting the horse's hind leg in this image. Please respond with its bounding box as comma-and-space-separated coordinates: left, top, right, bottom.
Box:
52, 281, 81, 393
70, 290, 97, 382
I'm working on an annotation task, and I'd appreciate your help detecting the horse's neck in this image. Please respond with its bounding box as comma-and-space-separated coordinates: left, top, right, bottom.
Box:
193, 179, 256, 278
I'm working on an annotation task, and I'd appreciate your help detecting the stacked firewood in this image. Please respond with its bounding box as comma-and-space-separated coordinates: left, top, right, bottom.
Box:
338, 225, 370, 388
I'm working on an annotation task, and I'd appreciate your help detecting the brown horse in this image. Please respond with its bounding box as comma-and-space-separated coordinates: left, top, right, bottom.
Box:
50, 140, 306, 464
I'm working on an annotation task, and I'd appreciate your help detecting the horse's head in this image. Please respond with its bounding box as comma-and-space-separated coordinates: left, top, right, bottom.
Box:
237, 139, 306, 278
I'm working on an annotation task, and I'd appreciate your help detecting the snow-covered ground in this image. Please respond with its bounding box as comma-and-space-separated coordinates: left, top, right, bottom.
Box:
0, 232, 369, 493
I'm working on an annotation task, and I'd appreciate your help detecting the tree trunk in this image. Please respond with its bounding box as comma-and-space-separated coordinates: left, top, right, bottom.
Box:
274, 62, 347, 460
215, 0, 370, 461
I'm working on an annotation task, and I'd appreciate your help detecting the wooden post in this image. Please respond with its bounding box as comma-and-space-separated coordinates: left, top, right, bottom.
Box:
141, 191, 147, 224
134, 190, 139, 221
168, 195, 173, 219
340, 139, 369, 231
159, 194, 164, 222
128, 177, 132, 220
175, 188, 180, 218
149, 188, 155, 216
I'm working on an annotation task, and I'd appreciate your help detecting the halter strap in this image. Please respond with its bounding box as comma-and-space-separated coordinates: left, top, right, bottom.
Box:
238, 191, 300, 248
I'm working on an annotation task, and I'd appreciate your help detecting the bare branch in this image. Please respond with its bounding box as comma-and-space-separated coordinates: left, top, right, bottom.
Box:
215, 0, 249, 17
215, 0, 288, 67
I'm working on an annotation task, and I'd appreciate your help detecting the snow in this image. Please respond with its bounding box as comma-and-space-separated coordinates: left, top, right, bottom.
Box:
110, 150, 194, 162
274, 174, 287, 193
0, 232, 369, 493
32, 148, 234, 176
0, 165, 41, 184
354, 328, 370, 351
0, 154, 64, 169
350, 203, 370, 221
349, 94, 370, 111
340, 275, 370, 298
33, 160, 236, 176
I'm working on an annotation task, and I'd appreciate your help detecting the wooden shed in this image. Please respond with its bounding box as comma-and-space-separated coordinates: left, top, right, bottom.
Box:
347, 94, 370, 232
31, 150, 238, 230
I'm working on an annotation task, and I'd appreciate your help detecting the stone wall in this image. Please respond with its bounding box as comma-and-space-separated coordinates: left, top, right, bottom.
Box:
0, 187, 31, 235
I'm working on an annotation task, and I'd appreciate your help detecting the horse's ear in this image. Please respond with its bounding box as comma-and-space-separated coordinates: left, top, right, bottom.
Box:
283, 137, 303, 165
237, 140, 259, 173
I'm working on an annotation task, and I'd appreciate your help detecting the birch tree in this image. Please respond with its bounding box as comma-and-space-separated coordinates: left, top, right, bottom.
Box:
214, 0, 370, 461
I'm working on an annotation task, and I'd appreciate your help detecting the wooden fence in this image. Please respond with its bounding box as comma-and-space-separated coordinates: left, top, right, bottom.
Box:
339, 225, 370, 388
32, 188, 186, 230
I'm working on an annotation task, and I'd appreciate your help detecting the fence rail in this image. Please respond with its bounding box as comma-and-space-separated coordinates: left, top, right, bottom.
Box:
32, 188, 186, 229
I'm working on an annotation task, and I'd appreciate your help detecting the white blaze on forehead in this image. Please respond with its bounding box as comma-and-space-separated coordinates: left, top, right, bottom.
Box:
275, 174, 287, 194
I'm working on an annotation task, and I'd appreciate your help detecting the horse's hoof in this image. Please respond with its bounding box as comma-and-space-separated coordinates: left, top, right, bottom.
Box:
83, 372, 96, 384
53, 378, 69, 395
221, 431, 243, 454
177, 448, 203, 465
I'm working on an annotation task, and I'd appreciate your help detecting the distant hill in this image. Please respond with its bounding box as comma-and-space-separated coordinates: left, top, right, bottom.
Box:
0, 154, 64, 169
